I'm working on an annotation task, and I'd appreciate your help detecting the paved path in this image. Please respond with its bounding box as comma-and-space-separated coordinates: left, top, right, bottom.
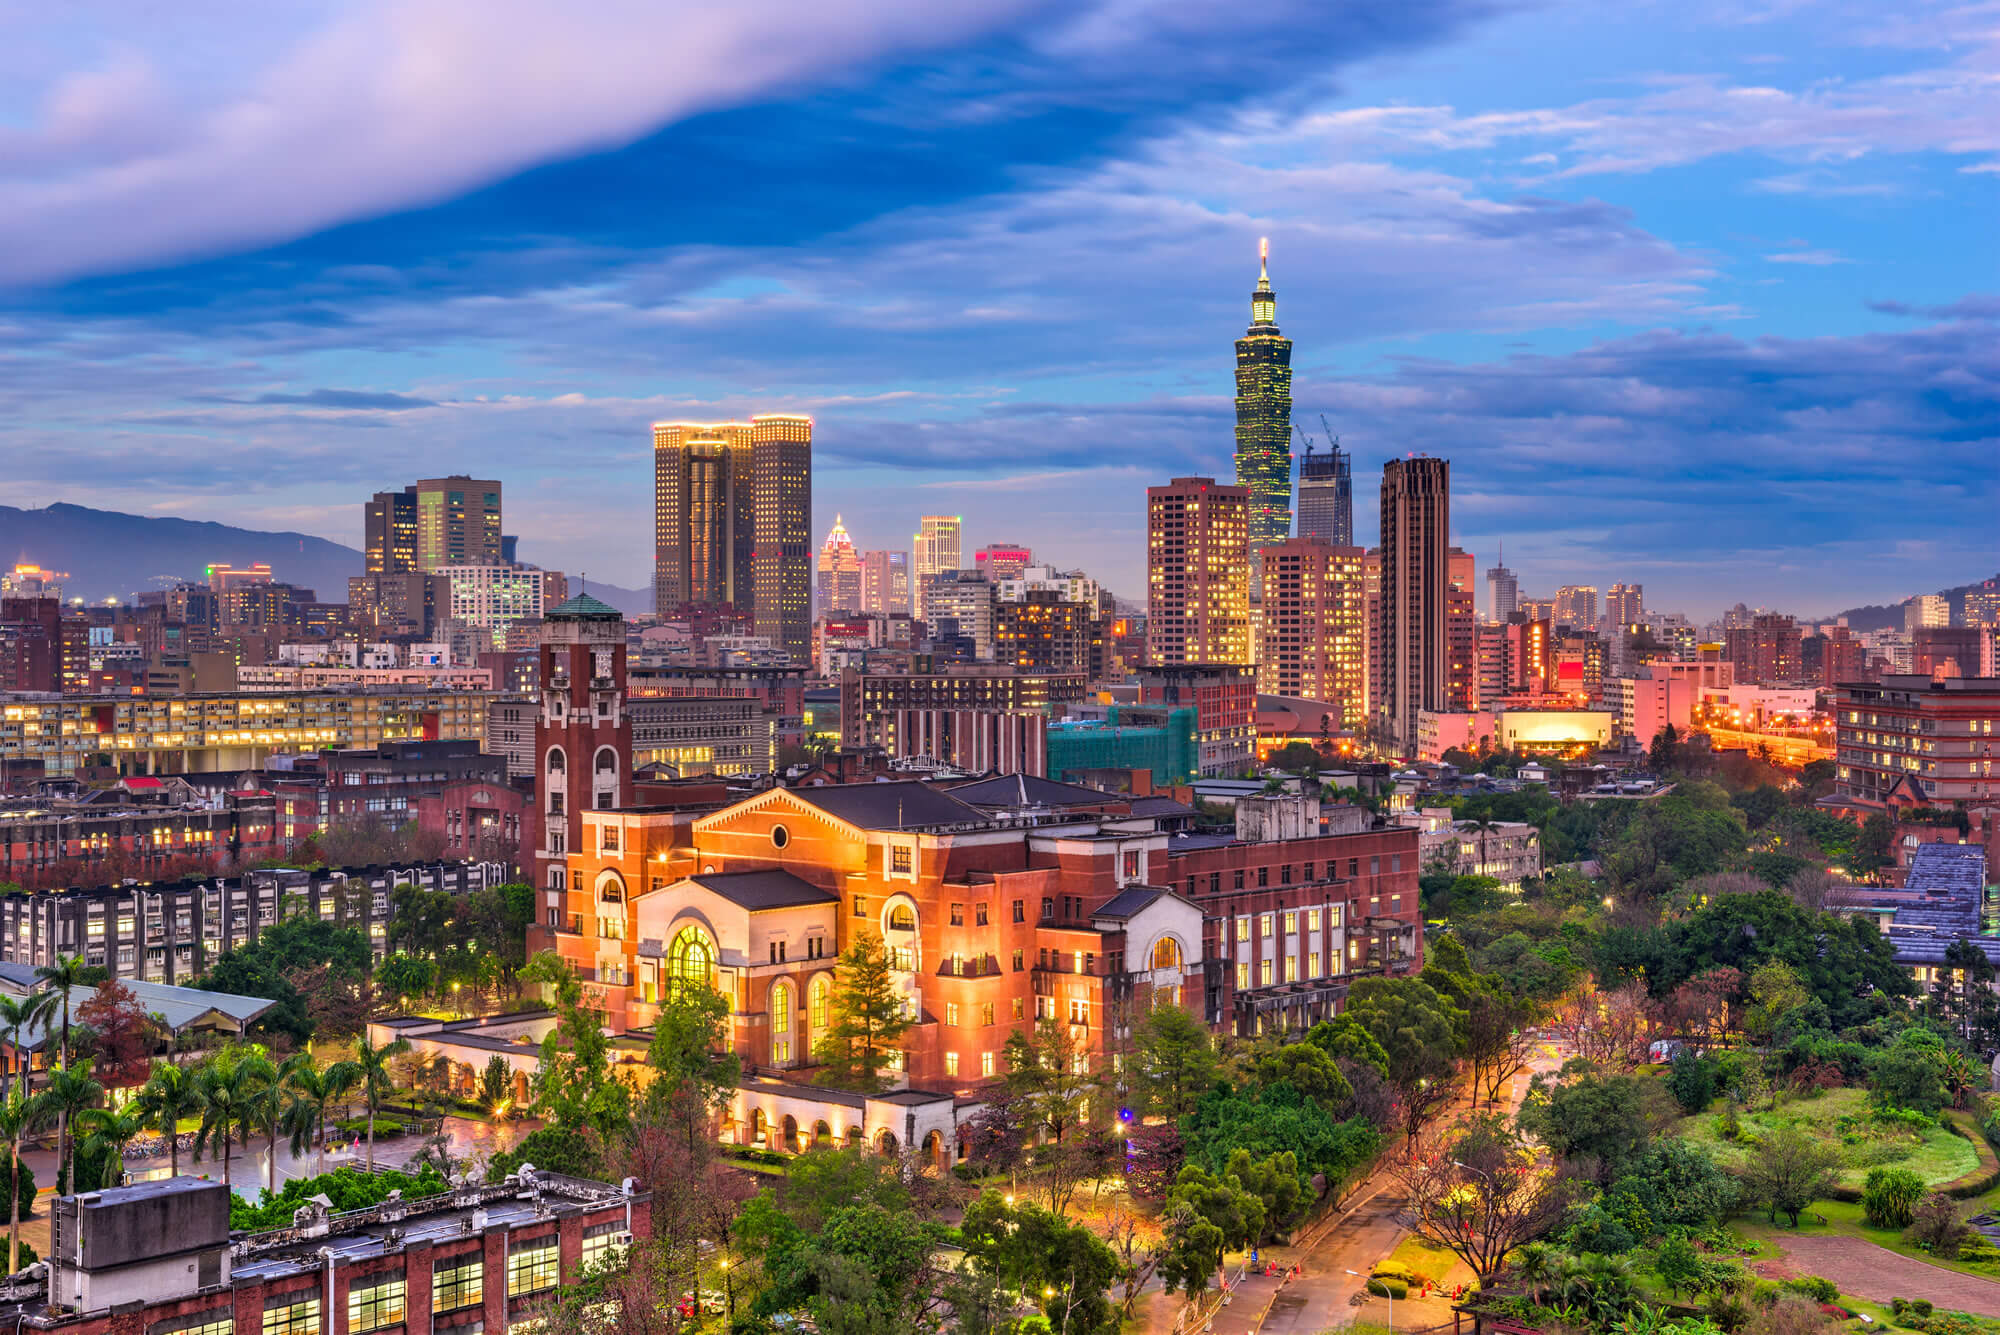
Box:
1770, 1235, 2000, 1318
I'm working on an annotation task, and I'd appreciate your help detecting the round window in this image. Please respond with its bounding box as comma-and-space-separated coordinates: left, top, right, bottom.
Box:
772, 824, 790, 849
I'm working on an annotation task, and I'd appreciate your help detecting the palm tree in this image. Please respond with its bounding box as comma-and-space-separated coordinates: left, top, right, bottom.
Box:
283, 1058, 357, 1174
77, 1106, 145, 1192
40, 1062, 103, 1194
342, 1034, 410, 1169
134, 1060, 201, 1178
0, 992, 54, 1101
34, 954, 91, 1069
1465, 814, 1502, 879
0, 1085, 45, 1275
239, 1051, 285, 1195
1511, 1242, 1558, 1305
193, 1055, 259, 1187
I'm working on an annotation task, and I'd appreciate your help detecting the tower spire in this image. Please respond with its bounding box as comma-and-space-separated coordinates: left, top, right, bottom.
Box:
1259, 235, 1269, 285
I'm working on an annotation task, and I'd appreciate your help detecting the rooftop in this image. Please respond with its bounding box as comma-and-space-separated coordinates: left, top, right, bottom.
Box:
791, 780, 994, 832
689, 869, 840, 911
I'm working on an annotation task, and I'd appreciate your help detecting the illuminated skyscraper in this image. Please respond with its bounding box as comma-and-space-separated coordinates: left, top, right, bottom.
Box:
415, 477, 503, 572
1234, 239, 1293, 581
364, 490, 419, 574
1257, 538, 1366, 727
1147, 476, 1251, 667
653, 415, 813, 659
1553, 585, 1598, 629
974, 543, 1034, 581
912, 515, 963, 621
1296, 440, 1351, 547
816, 515, 862, 615
1605, 583, 1644, 627
860, 550, 910, 615
1378, 457, 1450, 754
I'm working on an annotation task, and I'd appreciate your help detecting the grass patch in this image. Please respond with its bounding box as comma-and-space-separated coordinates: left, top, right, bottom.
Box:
1680, 1088, 1978, 1191
1384, 1234, 1459, 1286
1735, 1198, 2000, 1284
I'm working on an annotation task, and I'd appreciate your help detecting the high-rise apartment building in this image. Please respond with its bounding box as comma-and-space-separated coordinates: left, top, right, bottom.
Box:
1605, 583, 1644, 627
1147, 477, 1251, 667
926, 576, 999, 661
1486, 559, 1519, 624
1906, 594, 1950, 633
445, 564, 568, 649
994, 590, 1094, 674
1296, 441, 1352, 547
1553, 585, 1598, 628
1447, 547, 1477, 712
652, 415, 813, 660
816, 515, 862, 615
860, 550, 910, 616
1377, 457, 1450, 754
1257, 538, 1366, 727
411, 477, 503, 572
973, 543, 1034, 581
1233, 240, 1293, 575
912, 515, 963, 621
1833, 675, 2000, 808
1724, 613, 1804, 685
1964, 582, 2000, 628
364, 489, 420, 574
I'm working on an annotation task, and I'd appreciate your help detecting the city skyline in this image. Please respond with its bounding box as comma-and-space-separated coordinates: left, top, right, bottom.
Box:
1, 2, 1994, 619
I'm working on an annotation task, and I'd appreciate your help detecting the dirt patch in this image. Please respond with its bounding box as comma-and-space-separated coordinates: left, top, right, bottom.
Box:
1770, 1235, 2000, 1318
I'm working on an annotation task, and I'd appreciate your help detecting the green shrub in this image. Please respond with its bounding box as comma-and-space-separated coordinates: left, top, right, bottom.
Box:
1940, 1113, 2000, 1199
1781, 1276, 1838, 1303
0, 1149, 34, 1221
1955, 1233, 1998, 1265
488, 1125, 602, 1181
1366, 1278, 1409, 1300
1863, 1166, 1928, 1228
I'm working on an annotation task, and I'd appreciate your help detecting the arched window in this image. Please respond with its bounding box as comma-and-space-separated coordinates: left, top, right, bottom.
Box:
594, 746, 618, 775
667, 924, 717, 996
809, 976, 830, 1031
598, 873, 625, 904
1151, 936, 1183, 970
887, 904, 917, 932
771, 980, 795, 1063
546, 747, 565, 773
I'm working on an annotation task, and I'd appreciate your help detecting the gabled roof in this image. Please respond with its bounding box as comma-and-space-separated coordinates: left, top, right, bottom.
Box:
0, 973, 275, 1046
1093, 886, 1165, 920
689, 869, 840, 911
946, 773, 1123, 810
789, 781, 993, 833
1905, 842, 1988, 898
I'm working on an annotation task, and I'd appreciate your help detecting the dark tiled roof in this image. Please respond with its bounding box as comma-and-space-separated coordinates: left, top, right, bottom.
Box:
790, 780, 993, 832
546, 592, 623, 620
948, 774, 1121, 809
1906, 842, 1988, 898
691, 869, 840, 910
1130, 796, 1199, 818
1094, 887, 1164, 920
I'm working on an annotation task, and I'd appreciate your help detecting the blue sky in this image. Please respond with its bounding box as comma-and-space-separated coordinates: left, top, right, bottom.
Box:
1, 0, 1994, 617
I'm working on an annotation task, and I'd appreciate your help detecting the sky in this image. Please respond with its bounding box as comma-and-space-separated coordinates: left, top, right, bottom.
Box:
1, 0, 1995, 619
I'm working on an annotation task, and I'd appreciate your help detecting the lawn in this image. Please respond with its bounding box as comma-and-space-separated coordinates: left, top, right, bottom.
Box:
1680, 1088, 1978, 1191
1382, 1234, 1461, 1286
1734, 1200, 2000, 1285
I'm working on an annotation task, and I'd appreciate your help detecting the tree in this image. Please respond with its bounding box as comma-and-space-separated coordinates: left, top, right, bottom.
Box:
193, 1051, 260, 1187
1305, 1014, 1392, 1076
73, 980, 156, 1089
1742, 961, 1813, 1045
135, 1060, 201, 1178
1252, 1043, 1352, 1112
35, 954, 90, 1068
374, 954, 434, 1009
1862, 1166, 1926, 1229
336, 1032, 411, 1168
42, 1061, 102, 1194
520, 953, 625, 1136
1342, 977, 1464, 1142
1126, 1003, 1218, 1121
1466, 989, 1539, 1108
1003, 1017, 1097, 1148
814, 930, 912, 1092
1392, 1115, 1580, 1283
1741, 1123, 1841, 1227
1653, 1232, 1703, 1299
77, 1106, 144, 1191
478, 1055, 512, 1114
1518, 1062, 1653, 1184
197, 918, 374, 1043
1156, 1201, 1226, 1299
388, 883, 457, 957
287, 962, 376, 1041
1607, 1139, 1737, 1234
1168, 1163, 1265, 1252
1850, 812, 1896, 879
1666, 1049, 1717, 1115
1931, 939, 2000, 1052
0, 1084, 44, 1273
646, 978, 740, 1138
281, 1057, 357, 1173
0, 992, 53, 1101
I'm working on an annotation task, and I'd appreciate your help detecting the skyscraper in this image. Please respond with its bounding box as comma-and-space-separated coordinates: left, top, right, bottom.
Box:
1147, 477, 1251, 667
1486, 555, 1519, 624
414, 477, 503, 572
1234, 239, 1293, 575
973, 543, 1034, 581
816, 515, 862, 615
364, 490, 419, 574
1447, 547, 1477, 712
860, 550, 911, 616
652, 415, 813, 659
1257, 538, 1367, 727
912, 515, 963, 621
1553, 585, 1598, 628
1605, 583, 1645, 627
1296, 440, 1352, 547
1378, 457, 1450, 754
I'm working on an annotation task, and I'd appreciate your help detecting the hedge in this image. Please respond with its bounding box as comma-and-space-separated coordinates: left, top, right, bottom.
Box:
1943, 1111, 2000, 1200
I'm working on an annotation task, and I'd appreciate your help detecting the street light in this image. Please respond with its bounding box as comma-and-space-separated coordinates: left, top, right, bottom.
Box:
1346, 1269, 1392, 1335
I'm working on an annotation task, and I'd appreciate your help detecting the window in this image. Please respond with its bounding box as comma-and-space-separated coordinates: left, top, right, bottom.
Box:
349, 1272, 407, 1333
1011, 949, 1024, 972
1304, 861, 1315, 880
1012, 997, 1025, 1020
980, 1001, 995, 1026
891, 846, 913, 874
1210, 873, 1221, 893
1236, 961, 1249, 989
771, 981, 795, 1063
1281, 864, 1292, 885
1041, 897, 1055, 921
810, 976, 830, 1030
1013, 900, 1025, 923
149, 1311, 233, 1335
946, 1002, 960, 1026
1260, 959, 1273, 986
1122, 850, 1140, 881
600, 824, 619, 852
853, 896, 867, 918
975, 903, 989, 926
435, 1258, 484, 1313
889, 904, 917, 931
667, 924, 716, 996
1309, 951, 1322, 977
1307, 908, 1321, 932
1069, 998, 1089, 1024
1260, 913, 1273, 937
1391, 854, 1402, 873
950, 903, 964, 926
982, 1050, 996, 1076
262, 1297, 320, 1335
1232, 870, 1244, 890
1284, 957, 1298, 982
945, 1052, 960, 1077
1348, 858, 1359, 877
1234, 916, 1249, 941
1370, 856, 1380, 875
1257, 866, 1268, 887
1283, 911, 1297, 935
509, 1240, 560, 1297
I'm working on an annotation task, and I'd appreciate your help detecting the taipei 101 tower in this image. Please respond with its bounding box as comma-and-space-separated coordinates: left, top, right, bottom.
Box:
1234, 238, 1294, 588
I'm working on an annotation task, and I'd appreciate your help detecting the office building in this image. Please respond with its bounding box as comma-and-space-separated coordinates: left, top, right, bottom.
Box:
1256, 539, 1366, 727
926, 576, 999, 661
1834, 675, 2000, 808
444, 564, 568, 649
1377, 457, 1450, 754
1724, 613, 1803, 685
1146, 477, 1251, 667
1447, 547, 1477, 712
884, 709, 1049, 775
348, 571, 445, 636
993, 591, 1094, 675
631, 695, 779, 777
1605, 583, 1644, 627
1486, 557, 1519, 624
1295, 440, 1352, 548
416, 476, 504, 572
974, 544, 1034, 581
1553, 585, 1598, 629
1915, 626, 1995, 679
997, 566, 1105, 611
912, 516, 963, 620
1233, 239, 1294, 573
1906, 594, 1950, 633
364, 488, 419, 574
860, 550, 911, 616
1965, 582, 2000, 628
839, 667, 1086, 750
816, 515, 863, 615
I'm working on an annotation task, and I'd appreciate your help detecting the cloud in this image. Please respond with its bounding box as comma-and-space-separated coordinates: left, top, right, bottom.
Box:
1765, 248, 1849, 265
1868, 293, 2000, 320
240, 389, 438, 409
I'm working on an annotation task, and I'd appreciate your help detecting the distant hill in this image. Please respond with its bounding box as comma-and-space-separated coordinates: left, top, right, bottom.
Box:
0, 502, 652, 614
1830, 573, 1999, 632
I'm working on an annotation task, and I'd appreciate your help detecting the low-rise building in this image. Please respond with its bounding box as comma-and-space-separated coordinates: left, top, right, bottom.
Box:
1404, 806, 1543, 887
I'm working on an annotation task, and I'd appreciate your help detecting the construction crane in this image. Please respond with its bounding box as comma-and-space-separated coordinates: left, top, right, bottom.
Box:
1294, 421, 1314, 458
1320, 415, 1342, 453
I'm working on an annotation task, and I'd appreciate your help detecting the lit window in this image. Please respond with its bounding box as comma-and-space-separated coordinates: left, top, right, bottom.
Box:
945, 1052, 960, 1077
508, 1240, 560, 1297
581, 1223, 629, 1272
262, 1298, 320, 1335
434, 1258, 484, 1313
982, 1051, 996, 1076
1236, 962, 1249, 989
348, 1273, 407, 1334
1260, 959, 1273, 986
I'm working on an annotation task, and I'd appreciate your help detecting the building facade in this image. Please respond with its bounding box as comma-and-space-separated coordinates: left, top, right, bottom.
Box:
1377, 457, 1451, 755
530, 594, 631, 897
1486, 561, 1519, 624
840, 668, 1087, 750
912, 516, 963, 622
1146, 477, 1251, 667
861, 549, 911, 616
1233, 240, 1293, 569
816, 515, 863, 616
1833, 675, 2000, 808
1137, 664, 1256, 776
1256, 539, 1366, 728
1295, 441, 1352, 548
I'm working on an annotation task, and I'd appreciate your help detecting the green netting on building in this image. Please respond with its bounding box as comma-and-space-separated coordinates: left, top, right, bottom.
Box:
1046, 706, 1198, 785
